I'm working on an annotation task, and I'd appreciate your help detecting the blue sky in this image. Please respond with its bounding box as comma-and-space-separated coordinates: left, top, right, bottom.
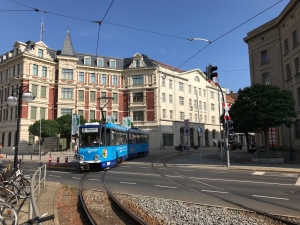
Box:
0, 0, 290, 92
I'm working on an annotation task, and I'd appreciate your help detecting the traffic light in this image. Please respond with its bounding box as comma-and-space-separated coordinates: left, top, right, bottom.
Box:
227, 120, 234, 135
205, 64, 218, 81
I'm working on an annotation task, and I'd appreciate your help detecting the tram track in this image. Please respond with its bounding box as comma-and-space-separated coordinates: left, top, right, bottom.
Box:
151, 153, 300, 225
78, 171, 148, 225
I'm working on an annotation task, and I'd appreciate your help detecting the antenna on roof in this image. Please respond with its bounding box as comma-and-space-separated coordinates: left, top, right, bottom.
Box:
40, 12, 45, 42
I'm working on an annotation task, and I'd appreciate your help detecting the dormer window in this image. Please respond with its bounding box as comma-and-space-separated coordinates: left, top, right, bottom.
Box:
109, 60, 116, 68
84, 57, 91, 65
97, 58, 103, 67
136, 60, 140, 68
15, 48, 19, 56
38, 49, 43, 58
194, 76, 200, 82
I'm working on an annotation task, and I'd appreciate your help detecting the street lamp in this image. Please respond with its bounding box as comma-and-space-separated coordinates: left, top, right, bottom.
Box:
188, 38, 211, 43
7, 84, 35, 169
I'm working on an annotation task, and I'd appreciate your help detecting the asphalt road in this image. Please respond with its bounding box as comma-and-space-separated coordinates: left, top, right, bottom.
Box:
20, 153, 300, 218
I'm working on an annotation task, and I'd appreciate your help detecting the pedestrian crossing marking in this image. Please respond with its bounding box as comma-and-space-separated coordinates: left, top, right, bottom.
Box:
295, 178, 300, 186
252, 171, 266, 175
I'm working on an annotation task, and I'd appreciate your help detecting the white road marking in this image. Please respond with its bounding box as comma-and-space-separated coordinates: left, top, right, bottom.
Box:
88, 179, 101, 181
155, 185, 177, 189
48, 175, 60, 177
295, 178, 300, 186
166, 175, 182, 178
109, 171, 159, 176
71, 177, 81, 180
209, 171, 228, 173
191, 177, 294, 186
252, 172, 266, 175
202, 190, 229, 194
252, 195, 289, 200
120, 182, 136, 185
179, 169, 195, 171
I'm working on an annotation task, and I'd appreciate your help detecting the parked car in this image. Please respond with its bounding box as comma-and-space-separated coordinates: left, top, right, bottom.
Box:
228, 141, 242, 150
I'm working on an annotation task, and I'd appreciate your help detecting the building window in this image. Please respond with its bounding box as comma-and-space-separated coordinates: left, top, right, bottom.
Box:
42, 66, 47, 78
78, 90, 84, 101
89, 110, 95, 121
132, 75, 144, 85
189, 113, 192, 121
210, 91, 214, 99
31, 106, 37, 119
90, 91, 95, 102
33, 64, 38, 76
211, 103, 215, 111
133, 92, 143, 102
78, 72, 84, 82
101, 74, 107, 84
112, 75, 118, 85
110, 60, 116, 68
61, 88, 73, 99
170, 110, 173, 119
204, 102, 207, 110
261, 50, 268, 64
78, 110, 84, 117
136, 60, 140, 67
162, 77, 165, 86
162, 109, 166, 119
100, 92, 106, 103
41, 86, 46, 98
38, 49, 43, 58
7, 132, 11, 147
295, 120, 300, 138
295, 57, 300, 75
203, 90, 206, 97
169, 94, 172, 103
113, 111, 118, 121
194, 76, 200, 82
199, 88, 201, 96
262, 72, 270, 85
284, 39, 289, 53
194, 87, 197, 95
40, 107, 46, 119
204, 115, 207, 123
180, 111, 184, 120
84, 57, 91, 65
293, 30, 298, 47
195, 114, 197, 122
189, 99, 192, 108
133, 111, 144, 121
62, 69, 73, 80
101, 111, 106, 120
31, 84, 37, 97
286, 64, 291, 79
10, 108, 13, 120
12, 66, 15, 77
97, 58, 103, 67
194, 100, 197, 108
113, 92, 118, 103
297, 87, 300, 106
162, 93, 165, 102
212, 116, 215, 124
90, 73, 96, 83
28, 133, 35, 145
169, 80, 172, 88
189, 85, 191, 93
179, 82, 183, 91
179, 96, 184, 105
1, 133, 4, 147
17, 64, 20, 75
61, 108, 72, 115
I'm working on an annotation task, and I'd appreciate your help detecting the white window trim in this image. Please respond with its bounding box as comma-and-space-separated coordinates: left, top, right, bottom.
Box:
97, 57, 104, 67
109, 59, 116, 68
84, 56, 91, 65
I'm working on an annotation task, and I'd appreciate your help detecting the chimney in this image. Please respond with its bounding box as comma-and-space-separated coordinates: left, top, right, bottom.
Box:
230, 90, 234, 94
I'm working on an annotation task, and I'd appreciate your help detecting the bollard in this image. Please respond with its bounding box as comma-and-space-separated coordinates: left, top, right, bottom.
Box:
48, 155, 52, 167
65, 157, 68, 168
56, 157, 60, 167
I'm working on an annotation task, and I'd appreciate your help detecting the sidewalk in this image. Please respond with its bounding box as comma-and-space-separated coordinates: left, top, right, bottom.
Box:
5, 147, 300, 225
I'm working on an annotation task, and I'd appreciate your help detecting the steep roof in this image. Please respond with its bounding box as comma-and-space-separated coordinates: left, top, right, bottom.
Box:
60, 30, 75, 56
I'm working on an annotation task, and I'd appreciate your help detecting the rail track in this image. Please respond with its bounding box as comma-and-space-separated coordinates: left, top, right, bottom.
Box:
151, 153, 300, 225
78, 171, 148, 225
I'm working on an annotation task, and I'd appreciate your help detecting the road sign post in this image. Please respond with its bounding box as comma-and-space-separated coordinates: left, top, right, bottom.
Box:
184, 119, 190, 158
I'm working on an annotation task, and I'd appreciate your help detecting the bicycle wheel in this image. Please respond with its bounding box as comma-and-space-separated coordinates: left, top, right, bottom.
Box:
0, 183, 7, 203
12, 176, 30, 199
3, 183, 19, 205
0, 201, 18, 225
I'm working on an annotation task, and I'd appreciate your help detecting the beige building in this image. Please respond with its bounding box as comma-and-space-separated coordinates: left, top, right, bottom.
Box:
0, 31, 225, 153
244, 0, 300, 150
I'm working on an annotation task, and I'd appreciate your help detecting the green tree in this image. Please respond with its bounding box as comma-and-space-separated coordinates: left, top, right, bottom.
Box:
55, 114, 87, 136
28, 119, 60, 150
229, 84, 297, 153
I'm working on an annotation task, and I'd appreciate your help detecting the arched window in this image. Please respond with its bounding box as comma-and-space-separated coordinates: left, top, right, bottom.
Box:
194, 76, 200, 82
2, 133, 5, 147
8, 132, 11, 147
212, 129, 216, 139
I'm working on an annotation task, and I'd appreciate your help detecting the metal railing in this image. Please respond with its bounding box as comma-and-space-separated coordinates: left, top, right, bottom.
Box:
28, 164, 47, 220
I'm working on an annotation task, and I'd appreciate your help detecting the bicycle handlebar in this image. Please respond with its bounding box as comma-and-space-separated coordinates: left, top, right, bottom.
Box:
23, 214, 55, 224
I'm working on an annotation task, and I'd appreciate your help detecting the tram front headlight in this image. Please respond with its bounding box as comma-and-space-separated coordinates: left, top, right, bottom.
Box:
94, 155, 99, 160
80, 155, 84, 161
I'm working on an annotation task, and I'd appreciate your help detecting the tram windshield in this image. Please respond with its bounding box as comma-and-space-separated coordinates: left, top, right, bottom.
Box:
79, 127, 102, 148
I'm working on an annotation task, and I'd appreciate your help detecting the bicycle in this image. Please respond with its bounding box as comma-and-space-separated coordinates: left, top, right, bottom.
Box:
0, 199, 18, 225
20, 214, 55, 225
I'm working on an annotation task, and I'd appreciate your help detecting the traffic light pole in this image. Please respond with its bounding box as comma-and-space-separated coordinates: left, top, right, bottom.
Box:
216, 83, 230, 167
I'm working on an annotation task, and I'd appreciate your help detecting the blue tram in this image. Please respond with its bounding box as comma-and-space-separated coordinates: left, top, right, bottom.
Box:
78, 123, 148, 171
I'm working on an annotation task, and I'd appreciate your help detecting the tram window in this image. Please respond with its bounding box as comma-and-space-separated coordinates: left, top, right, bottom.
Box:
131, 134, 136, 143
111, 130, 116, 146
136, 134, 141, 143
106, 129, 111, 146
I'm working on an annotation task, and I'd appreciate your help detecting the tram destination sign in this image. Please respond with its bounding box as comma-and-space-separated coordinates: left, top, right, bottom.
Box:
82, 128, 98, 133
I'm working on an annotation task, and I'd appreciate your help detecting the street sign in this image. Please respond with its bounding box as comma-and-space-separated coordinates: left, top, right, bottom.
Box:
72, 114, 80, 135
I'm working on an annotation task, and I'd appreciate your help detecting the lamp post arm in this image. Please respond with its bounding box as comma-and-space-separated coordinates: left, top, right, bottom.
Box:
99, 97, 114, 121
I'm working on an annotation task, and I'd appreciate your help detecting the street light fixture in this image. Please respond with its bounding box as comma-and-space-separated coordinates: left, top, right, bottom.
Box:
188, 38, 211, 43
7, 84, 35, 169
